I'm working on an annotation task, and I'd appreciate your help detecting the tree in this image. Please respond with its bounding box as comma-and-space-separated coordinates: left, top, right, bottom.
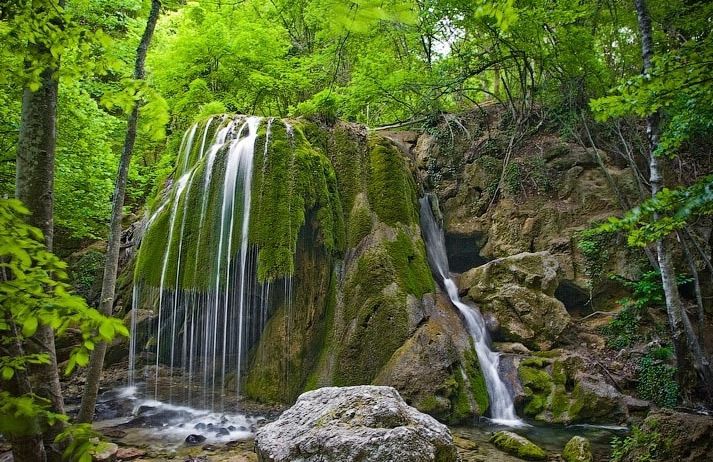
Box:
0, 199, 128, 462
77, 0, 163, 424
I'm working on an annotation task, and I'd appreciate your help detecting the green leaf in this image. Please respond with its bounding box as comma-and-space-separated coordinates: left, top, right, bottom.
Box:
2, 366, 14, 380
22, 317, 38, 337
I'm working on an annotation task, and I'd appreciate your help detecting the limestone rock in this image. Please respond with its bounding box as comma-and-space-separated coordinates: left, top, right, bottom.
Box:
374, 293, 489, 422
91, 442, 118, 462
460, 252, 570, 350
516, 354, 628, 424
255, 386, 458, 462
617, 410, 713, 462
489, 431, 546, 460
562, 436, 592, 462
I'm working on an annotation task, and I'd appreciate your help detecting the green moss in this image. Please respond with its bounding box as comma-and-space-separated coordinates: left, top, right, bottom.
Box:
519, 365, 553, 392
550, 384, 570, 419
524, 393, 547, 416
449, 368, 474, 423
463, 344, 489, 414
367, 136, 419, 227
490, 431, 547, 461
385, 230, 435, 297
347, 198, 373, 248
250, 121, 345, 282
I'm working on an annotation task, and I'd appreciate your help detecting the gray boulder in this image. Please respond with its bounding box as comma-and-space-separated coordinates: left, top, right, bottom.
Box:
255, 386, 458, 462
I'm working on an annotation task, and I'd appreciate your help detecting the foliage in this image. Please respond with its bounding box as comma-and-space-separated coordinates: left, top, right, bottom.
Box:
601, 271, 689, 349
576, 228, 611, 283
611, 425, 663, 462
595, 176, 713, 247
637, 351, 679, 408
0, 199, 127, 456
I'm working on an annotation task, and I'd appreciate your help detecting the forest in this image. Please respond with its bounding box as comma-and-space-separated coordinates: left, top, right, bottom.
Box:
1, 0, 712, 461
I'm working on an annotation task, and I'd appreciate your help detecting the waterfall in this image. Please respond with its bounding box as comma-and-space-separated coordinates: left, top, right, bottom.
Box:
130, 116, 278, 411
419, 195, 523, 426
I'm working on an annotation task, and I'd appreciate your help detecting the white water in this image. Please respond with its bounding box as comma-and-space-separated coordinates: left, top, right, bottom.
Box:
130, 116, 278, 411
419, 195, 523, 426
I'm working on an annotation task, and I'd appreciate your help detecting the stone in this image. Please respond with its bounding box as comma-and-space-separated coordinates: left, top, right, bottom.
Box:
460, 252, 571, 350
255, 386, 458, 462
91, 441, 118, 462
374, 293, 489, 423
216, 427, 230, 436
562, 436, 592, 462
115, 447, 146, 460
489, 431, 546, 460
184, 434, 207, 446
618, 409, 713, 462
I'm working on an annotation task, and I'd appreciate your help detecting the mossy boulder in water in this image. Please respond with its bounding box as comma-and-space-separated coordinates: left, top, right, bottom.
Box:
460, 251, 570, 350
562, 436, 593, 462
489, 431, 546, 460
255, 386, 458, 462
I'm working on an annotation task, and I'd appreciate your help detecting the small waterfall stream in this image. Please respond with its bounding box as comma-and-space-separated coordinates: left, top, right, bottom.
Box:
419, 195, 523, 426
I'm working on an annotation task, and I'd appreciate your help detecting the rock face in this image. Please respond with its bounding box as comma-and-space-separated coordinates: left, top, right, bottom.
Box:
374, 293, 489, 422
618, 410, 713, 462
562, 436, 593, 462
517, 354, 629, 424
460, 252, 571, 350
255, 386, 458, 462
411, 108, 645, 311
489, 431, 546, 461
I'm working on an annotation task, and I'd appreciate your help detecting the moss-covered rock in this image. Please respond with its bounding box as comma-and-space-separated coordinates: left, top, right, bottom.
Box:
562, 436, 593, 462
461, 251, 570, 350
490, 431, 546, 460
517, 353, 628, 424
374, 294, 489, 423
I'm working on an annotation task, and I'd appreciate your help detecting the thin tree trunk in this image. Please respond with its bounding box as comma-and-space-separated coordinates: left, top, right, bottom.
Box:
5, 319, 47, 462
15, 57, 65, 461
634, 0, 713, 403
77, 0, 162, 423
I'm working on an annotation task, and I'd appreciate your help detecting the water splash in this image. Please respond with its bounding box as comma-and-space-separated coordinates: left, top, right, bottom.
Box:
130, 116, 282, 411
419, 195, 524, 426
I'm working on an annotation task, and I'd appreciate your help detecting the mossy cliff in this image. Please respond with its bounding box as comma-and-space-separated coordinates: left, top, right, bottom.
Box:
131, 116, 488, 422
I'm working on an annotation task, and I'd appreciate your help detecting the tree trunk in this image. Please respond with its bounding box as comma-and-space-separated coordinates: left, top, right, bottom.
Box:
15, 58, 65, 461
634, 0, 713, 403
77, 0, 162, 424
5, 319, 47, 462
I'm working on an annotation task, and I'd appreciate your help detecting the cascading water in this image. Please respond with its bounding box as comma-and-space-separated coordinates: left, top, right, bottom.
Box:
129, 115, 285, 412
419, 195, 523, 426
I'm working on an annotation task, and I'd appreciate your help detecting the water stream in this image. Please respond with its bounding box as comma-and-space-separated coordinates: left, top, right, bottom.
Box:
419, 195, 523, 426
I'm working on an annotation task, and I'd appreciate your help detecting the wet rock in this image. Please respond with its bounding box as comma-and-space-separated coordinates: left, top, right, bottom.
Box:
194, 422, 207, 430
216, 427, 230, 436
460, 252, 570, 351
256, 385, 458, 462
374, 293, 489, 423
184, 434, 207, 446
562, 436, 592, 462
136, 405, 156, 415
91, 441, 118, 462
228, 425, 237, 431
517, 354, 628, 424
489, 431, 546, 461
115, 447, 145, 461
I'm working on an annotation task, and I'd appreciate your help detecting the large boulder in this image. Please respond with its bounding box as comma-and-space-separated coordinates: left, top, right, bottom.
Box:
374, 293, 490, 423
460, 252, 570, 350
517, 354, 629, 424
255, 386, 458, 462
